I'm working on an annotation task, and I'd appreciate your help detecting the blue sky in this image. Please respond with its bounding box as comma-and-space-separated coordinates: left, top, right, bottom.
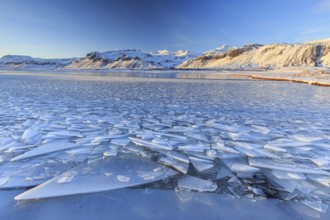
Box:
0, 0, 330, 58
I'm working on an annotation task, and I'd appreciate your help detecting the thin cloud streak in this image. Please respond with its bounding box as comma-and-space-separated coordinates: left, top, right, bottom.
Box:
314, 0, 330, 12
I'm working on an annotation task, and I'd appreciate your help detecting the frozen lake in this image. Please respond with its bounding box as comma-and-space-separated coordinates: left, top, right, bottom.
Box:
1, 71, 330, 219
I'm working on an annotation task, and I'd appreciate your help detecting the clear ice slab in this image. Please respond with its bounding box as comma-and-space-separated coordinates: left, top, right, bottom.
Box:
15, 155, 178, 200
10, 140, 79, 162
177, 175, 217, 192
248, 158, 330, 176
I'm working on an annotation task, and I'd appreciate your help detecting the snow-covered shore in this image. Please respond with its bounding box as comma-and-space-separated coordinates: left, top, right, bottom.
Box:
227, 68, 330, 87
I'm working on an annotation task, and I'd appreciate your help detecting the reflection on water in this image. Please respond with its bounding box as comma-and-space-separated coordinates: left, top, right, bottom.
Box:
1, 69, 248, 79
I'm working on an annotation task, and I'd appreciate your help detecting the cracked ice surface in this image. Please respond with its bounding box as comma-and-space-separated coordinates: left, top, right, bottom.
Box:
1, 73, 330, 218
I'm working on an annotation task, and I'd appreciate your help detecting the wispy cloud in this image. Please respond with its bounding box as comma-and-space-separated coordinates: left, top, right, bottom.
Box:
292, 22, 330, 43
268, 18, 330, 44
314, 0, 330, 12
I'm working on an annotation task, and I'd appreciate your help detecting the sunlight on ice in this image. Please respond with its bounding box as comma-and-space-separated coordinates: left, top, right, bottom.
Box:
0, 76, 330, 218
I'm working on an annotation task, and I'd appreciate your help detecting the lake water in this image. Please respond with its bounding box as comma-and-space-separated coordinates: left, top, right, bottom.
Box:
1, 71, 330, 219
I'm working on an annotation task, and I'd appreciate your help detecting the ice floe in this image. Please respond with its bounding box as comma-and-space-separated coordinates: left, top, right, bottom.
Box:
177, 175, 217, 192
15, 156, 178, 200
11, 140, 78, 161
0, 75, 330, 217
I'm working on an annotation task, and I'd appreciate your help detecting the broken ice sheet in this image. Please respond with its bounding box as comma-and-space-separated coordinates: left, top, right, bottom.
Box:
302, 200, 328, 213
234, 147, 261, 157
117, 175, 130, 182
178, 143, 209, 152
0, 137, 14, 151
154, 132, 187, 141
43, 130, 83, 138
290, 200, 329, 218
0, 141, 21, 152
189, 156, 214, 172
184, 133, 209, 142
247, 186, 266, 197
309, 156, 330, 168
2, 74, 330, 218
254, 148, 280, 159
296, 180, 318, 196
229, 163, 260, 178
226, 131, 268, 142
0, 177, 9, 186
212, 144, 240, 154
177, 175, 217, 192
21, 128, 41, 144
216, 166, 234, 180
175, 188, 195, 202
111, 138, 130, 146
157, 150, 189, 164
306, 174, 330, 187
151, 138, 169, 146
5, 145, 34, 153
103, 150, 118, 157
232, 141, 263, 150
263, 171, 299, 193
158, 156, 189, 174
130, 137, 174, 150
91, 135, 111, 144
65, 148, 92, 155
250, 125, 270, 135
267, 139, 310, 148
57, 175, 74, 184
11, 140, 79, 161
290, 135, 323, 143
0, 159, 78, 189
135, 131, 155, 140
137, 170, 159, 181
230, 163, 260, 173
226, 177, 248, 198
263, 144, 287, 153
248, 157, 330, 175
15, 155, 178, 200
271, 170, 306, 180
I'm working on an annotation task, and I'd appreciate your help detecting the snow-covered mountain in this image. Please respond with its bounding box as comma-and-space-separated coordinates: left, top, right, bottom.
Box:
1, 38, 330, 71
0, 55, 77, 70
178, 40, 330, 69
202, 45, 236, 56
67, 49, 197, 69
304, 38, 330, 44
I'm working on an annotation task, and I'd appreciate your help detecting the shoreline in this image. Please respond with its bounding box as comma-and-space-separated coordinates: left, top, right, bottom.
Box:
1, 68, 330, 87
233, 74, 330, 87
230, 68, 330, 87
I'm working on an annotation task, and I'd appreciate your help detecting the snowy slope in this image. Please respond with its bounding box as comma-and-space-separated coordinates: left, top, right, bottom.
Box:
68, 49, 197, 69
0, 55, 77, 70
1, 38, 330, 71
203, 45, 236, 56
304, 38, 330, 44
178, 41, 330, 69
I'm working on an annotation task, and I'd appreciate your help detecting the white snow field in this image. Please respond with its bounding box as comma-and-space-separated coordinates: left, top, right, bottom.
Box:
1, 71, 330, 219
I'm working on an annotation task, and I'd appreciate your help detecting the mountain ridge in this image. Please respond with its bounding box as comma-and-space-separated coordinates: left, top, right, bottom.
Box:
67, 49, 197, 70
178, 41, 330, 69
0, 55, 78, 70
1, 38, 329, 70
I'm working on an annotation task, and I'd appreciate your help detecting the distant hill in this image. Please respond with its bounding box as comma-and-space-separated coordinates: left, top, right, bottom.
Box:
1, 38, 330, 70
0, 55, 77, 70
178, 40, 330, 69
67, 49, 197, 70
